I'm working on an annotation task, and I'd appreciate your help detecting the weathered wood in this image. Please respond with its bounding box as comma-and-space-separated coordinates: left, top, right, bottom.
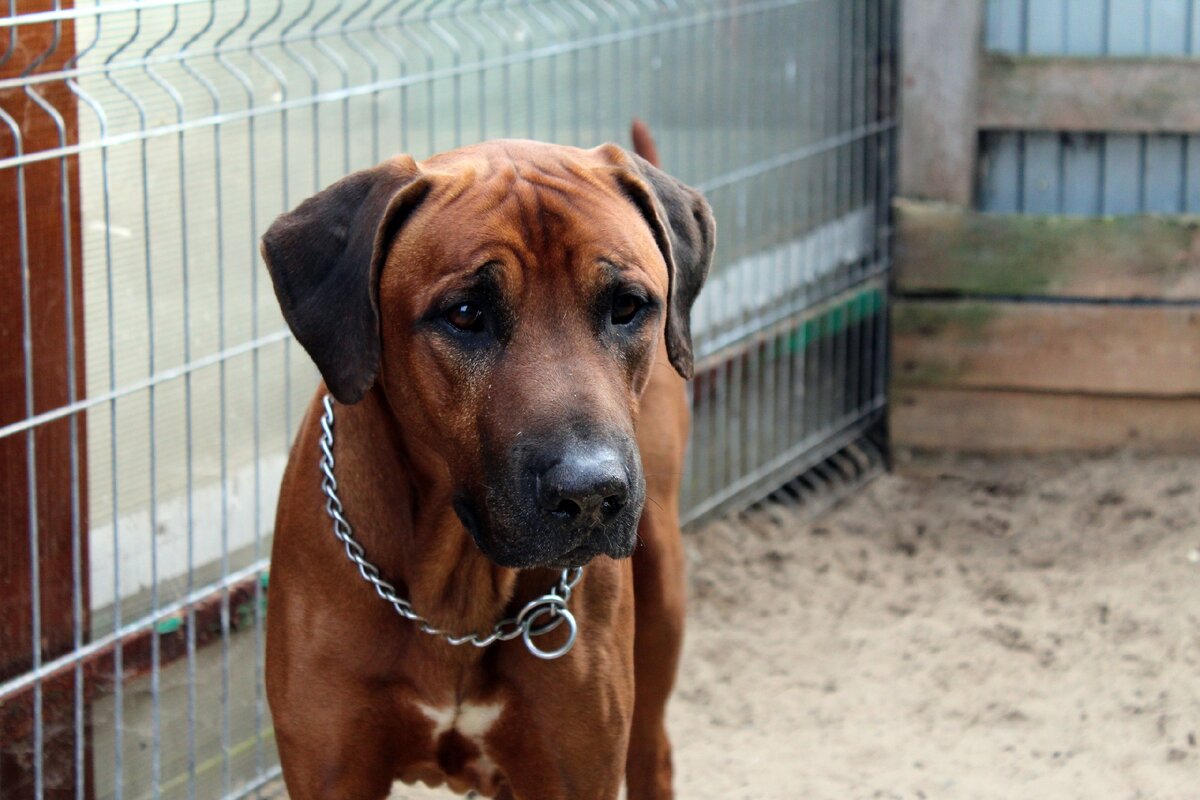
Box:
893, 299, 1200, 396
892, 387, 1200, 453
899, 0, 985, 205
895, 200, 1200, 299
979, 55, 1200, 133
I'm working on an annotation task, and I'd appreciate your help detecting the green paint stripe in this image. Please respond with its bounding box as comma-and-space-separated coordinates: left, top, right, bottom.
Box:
788, 286, 883, 352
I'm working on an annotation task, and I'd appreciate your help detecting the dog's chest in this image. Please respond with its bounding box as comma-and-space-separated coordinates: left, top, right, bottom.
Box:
396, 699, 506, 795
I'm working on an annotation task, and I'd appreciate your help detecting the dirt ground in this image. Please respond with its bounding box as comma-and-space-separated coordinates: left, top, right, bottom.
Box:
671, 452, 1200, 800
381, 452, 1199, 800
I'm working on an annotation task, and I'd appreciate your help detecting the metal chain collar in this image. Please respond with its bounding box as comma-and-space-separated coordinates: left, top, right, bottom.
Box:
318, 394, 583, 660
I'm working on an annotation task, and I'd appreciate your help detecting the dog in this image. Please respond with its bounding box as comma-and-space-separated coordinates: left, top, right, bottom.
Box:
261, 121, 714, 800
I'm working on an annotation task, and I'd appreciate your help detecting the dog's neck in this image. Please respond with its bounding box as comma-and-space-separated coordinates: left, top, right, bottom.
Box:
324, 387, 529, 642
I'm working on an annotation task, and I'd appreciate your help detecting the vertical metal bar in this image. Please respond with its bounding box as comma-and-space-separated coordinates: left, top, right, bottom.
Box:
279, 1, 321, 189
368, 1, 406, 152
101, 11, 156, 794
846, 0, 864, 416
792, 0, 808, 444
864, 0, 883, 417
878, 0, 897, 408
778, 3, 799, 460
1188, 0, 1197, 55
588, 0, 601, 140
777, 1, 793, 460
1016, 0, 1028, 53
104, 8, 162, 789
497, 0, 513, 136
138, 5, 198, 791
602, 0, 621, 139
250, 10, 292, 782
814, 0, 830, 436
1144, 0, 1153, 54
428, 1, 464, 147
701, 6, 721, 503
526, 1, 556, 141
623, 0, 642, 143
183, 3, 234, 792
62, 45, 99, 800
1065, 0, 1075, 53
1013, 128, 1027, 212
565, 0, 593, 144
312, 1, 352, 175
684, 0, 696, 184
344, 0, 382, 163
742, 6, 761, 489
450, 0, 487, 142
1102, 0, 1113, 55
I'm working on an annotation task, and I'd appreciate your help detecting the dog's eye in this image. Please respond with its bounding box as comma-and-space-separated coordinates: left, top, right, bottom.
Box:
611, 293, 645, 326
445, 302, 485, 332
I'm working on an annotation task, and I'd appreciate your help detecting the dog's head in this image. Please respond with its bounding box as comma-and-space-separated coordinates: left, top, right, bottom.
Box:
262, 140, 713, 569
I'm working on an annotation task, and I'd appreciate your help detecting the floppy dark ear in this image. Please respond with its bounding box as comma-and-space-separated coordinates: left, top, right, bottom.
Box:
261, 157, 428, 404
604, 149, 716, 379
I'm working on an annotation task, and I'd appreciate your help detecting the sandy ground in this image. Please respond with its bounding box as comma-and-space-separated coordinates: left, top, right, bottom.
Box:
671, 452, 1200, 800
375, 452, 1198, 799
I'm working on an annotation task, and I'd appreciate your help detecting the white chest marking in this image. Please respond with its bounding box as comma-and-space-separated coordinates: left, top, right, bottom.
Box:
416, 701, 504, 742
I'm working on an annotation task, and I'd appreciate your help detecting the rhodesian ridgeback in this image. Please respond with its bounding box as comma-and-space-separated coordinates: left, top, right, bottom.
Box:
261, 123, 714, 800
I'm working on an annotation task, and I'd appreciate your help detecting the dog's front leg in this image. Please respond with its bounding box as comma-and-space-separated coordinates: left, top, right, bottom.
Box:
273, 700, 398, 800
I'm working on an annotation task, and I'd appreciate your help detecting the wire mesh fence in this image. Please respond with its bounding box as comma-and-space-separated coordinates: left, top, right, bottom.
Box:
0, 1, 896, 797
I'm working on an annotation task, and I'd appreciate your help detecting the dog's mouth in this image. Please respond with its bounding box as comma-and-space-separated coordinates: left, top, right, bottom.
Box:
453, 492, 639, 570
547, 541, 607, 569
556, 543, 600, 568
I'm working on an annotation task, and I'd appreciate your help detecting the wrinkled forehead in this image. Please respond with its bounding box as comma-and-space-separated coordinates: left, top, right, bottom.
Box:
382, 140, 668, 304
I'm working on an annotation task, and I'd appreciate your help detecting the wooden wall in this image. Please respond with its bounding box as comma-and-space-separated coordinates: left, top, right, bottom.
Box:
895, 0, 1200, 453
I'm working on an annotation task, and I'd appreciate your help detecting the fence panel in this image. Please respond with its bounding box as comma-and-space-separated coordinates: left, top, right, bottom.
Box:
0, 2, 896, 797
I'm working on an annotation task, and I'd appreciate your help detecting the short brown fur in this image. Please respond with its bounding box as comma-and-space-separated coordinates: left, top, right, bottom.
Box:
263, 130, 711, 800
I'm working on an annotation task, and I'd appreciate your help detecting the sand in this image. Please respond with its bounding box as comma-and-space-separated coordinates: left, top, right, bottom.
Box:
383, 452, 1199, 799
672, 452, 1199, 800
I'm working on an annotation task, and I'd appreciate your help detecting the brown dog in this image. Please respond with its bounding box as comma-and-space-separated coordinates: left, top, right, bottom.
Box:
261, 124, 713, 800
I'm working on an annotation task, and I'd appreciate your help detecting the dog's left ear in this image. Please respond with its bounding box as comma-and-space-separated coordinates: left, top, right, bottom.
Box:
600, 147, 716, 379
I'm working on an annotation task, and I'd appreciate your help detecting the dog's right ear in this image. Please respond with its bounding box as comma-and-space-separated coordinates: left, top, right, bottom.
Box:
596, 143, 716, 380
261, 157, 429, 405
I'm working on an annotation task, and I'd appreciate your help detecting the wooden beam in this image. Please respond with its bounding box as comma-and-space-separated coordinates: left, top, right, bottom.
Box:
895, 200, 1200, 300
0, 4, 90, 797
979, 54, 1200, 134
892, 387, 1200, 454
893, 299, 1200, 396
899, 0, 985, 205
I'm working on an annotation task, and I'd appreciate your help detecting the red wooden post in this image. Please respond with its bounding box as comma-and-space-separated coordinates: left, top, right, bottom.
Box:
0, 2, 91, 797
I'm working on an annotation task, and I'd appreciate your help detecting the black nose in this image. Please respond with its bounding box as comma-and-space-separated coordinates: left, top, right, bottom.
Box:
535, 448, 629, 526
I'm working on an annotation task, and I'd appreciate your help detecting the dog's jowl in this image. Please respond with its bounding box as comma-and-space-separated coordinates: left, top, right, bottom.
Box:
262, 129, 713, 800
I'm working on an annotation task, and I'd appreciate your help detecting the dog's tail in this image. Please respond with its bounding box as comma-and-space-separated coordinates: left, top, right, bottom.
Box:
630, 118, 661, 168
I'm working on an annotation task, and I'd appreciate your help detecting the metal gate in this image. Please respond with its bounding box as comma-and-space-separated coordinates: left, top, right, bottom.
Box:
0, 1, 896, 797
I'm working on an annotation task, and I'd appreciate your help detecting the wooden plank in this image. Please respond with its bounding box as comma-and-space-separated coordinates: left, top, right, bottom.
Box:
895, 200, 1200, 299
892, 387, 1200, 453
893, 300, 1200, 396
980, 54, 1200, 133
899, 0, 985, 205
0, 4, 90, 798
